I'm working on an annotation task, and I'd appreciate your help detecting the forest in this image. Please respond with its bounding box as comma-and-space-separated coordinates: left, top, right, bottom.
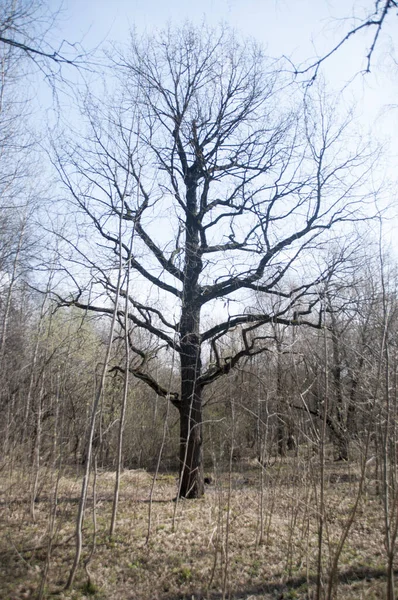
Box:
1, 1, 398, 599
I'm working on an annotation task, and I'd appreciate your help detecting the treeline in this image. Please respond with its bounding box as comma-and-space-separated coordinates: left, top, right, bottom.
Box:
1, 246, 396, 477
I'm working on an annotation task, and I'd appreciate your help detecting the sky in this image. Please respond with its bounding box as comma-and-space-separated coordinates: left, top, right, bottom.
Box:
50, 0, 397, 161
29, 0, 398, 323
53, 0, 397, 85
55, 0, 392, 66
43, 0, 397, 246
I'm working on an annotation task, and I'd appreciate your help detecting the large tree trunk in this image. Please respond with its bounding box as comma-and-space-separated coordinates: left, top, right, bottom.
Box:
328, 294, 349, 462
335, 429, 349, 462
276, 338, 287, 457
177, 168, 205, 499
178, 323, 204, 498
178, 378, 204, 498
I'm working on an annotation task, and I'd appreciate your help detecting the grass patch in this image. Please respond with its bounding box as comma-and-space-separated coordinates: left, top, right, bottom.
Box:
0, 460, 396, 599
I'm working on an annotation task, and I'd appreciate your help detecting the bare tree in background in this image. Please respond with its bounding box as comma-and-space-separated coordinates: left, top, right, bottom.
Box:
55, 24, 376, 498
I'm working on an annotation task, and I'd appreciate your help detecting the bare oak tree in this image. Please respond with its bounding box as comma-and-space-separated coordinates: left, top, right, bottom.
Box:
55, 24, 375, 498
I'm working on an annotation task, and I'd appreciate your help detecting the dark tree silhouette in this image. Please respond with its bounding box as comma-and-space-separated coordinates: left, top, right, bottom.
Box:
55, 24, 375, 498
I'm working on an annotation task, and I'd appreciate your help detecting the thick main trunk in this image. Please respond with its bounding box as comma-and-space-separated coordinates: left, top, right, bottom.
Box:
329, 304, 350, 462
178, 332, 204, 498
178, 383, 204, 498
178, 293, 204, 496
177, 168, 204, 498
335, 430, 349, 462
276, 338, 287, 457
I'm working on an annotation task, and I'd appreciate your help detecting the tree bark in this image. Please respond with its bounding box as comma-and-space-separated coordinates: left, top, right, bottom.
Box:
178, 377, 204, 498
177, 164, 205, 498
276, 338, 287, 457
178, 322, 204, 498
328, 295, 349, 461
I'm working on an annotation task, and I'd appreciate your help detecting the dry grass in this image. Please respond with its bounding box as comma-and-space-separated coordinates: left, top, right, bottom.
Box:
0, 459, 396, 599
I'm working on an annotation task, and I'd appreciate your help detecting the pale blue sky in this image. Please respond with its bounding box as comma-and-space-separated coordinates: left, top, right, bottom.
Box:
56, 0, 394, 74
38, 0, 398, 316
40, 0, 397, 258
47, 0, 397, 202
51, 0, 397, 136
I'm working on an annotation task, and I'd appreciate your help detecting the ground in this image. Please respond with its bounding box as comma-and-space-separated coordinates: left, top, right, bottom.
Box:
0, 457, 396, 599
